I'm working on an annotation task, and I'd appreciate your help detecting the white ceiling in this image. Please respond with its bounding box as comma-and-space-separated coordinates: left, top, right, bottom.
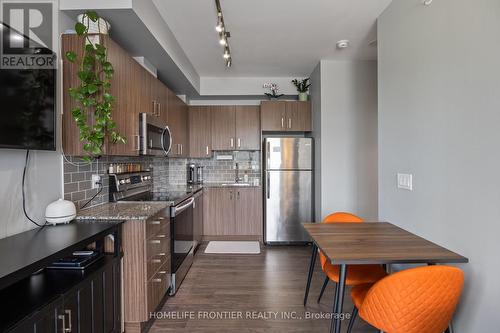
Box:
153, 0, 392, 78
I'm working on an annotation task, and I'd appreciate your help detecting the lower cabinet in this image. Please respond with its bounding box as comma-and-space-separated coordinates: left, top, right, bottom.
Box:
9, 257, 121, 333
203, 187, 262, 239
122, 208, 171, 331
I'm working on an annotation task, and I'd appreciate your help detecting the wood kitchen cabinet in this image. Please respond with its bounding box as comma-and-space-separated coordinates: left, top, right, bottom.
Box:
211, 106, 261, 151
211, 106, 237, 150
168, 90, 189, 157
203, 187, 262, 239
261, 101, 312, 132
189, 106, 212, 158
235, 106, 261, 150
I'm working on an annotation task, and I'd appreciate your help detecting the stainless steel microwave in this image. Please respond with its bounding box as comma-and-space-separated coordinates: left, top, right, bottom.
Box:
139, 113, 172, 156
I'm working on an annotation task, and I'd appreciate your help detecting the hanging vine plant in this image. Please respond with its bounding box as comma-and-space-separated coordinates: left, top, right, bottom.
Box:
65, 11, 125, 161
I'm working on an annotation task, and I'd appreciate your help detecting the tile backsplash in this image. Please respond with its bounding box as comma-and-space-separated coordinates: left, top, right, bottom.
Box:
64, 151, 261, 209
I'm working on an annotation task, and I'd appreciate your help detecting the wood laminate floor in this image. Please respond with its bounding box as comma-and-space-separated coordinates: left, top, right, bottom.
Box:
149, 244, 377, 333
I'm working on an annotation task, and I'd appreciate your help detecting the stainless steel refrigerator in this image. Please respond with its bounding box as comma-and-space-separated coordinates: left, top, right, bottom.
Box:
264, 137, 313, 244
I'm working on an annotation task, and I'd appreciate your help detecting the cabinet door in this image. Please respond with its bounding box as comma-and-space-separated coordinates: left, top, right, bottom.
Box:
105, 36, 141, 155
167, 91, 188, 157
235, 106, 261, 150
189, 106, 212, 158
203, 188, 235, 235
235, 187, 262, 236
286, 101, 312, 131
211, 106, 236, 150
260, 101, 286, 131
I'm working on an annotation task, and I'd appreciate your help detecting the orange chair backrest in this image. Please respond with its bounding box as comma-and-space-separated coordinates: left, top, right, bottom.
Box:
323, 212, 364, 224
359, 265, 464, 333
320, 212, 364, 268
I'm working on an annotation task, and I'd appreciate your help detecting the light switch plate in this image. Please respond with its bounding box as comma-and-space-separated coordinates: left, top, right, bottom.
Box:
397, 173, 413, 191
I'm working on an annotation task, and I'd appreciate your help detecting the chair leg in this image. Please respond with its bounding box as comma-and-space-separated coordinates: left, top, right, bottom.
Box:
346, 307, 358, 333
317, 276, 329, 303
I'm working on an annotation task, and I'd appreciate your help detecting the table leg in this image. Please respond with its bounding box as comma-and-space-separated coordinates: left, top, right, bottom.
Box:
330, 264, 347, 333
303, 243, 318, 306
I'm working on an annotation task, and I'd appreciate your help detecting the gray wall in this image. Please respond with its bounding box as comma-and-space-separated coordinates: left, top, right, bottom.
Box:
311, 60, 378, 220
378, 0, 500, 330
310, 63, 322, 220
0, 10, 74, 239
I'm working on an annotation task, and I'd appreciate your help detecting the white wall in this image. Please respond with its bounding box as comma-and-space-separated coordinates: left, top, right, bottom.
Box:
311, 60, 378, 220
378, 0, 500, 330
0, 5, 74, 239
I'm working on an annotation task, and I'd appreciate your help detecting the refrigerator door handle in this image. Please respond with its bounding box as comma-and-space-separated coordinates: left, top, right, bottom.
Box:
266, 141, 271, 168
266, 172, 270, 198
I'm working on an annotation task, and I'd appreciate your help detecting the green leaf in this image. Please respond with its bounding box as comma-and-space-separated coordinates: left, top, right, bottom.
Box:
75, 22, 87, 36
86, 84, 98, 94
65, 51, 77, 62
85, 11, 99, 22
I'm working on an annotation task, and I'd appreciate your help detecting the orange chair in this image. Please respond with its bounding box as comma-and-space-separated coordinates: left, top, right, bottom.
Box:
316, 212, 387, 304
347, 265, 464, 333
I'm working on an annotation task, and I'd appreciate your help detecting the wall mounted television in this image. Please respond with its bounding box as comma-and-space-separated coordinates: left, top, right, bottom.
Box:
0, 22, 56, 151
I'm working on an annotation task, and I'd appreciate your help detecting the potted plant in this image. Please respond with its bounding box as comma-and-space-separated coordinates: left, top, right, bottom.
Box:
263, 83, 284, 100
65, 11, 125, 161
292, 78, 311, 101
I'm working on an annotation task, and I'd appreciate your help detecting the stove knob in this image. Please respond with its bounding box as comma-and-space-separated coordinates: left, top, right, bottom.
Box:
119, 179, 126, 185
126, 179, 131, 184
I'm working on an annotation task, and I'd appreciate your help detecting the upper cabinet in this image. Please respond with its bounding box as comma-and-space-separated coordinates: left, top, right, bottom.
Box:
261, 101, 312, 132
189, 106, 212, 158
211, 106, 260, 151
62, 34, 189, 158
167, 91, 189, 157
62, 34, 144, 156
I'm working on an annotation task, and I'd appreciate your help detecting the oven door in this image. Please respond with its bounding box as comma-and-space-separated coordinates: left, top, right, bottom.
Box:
170, 197, 194, 273
140, 113, 172, 156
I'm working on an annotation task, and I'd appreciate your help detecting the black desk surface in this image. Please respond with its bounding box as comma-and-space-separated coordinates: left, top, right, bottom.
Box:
0, 221, 123, 290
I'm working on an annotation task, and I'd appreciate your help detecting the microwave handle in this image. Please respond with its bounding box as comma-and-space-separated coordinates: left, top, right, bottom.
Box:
161, 126, 172, 156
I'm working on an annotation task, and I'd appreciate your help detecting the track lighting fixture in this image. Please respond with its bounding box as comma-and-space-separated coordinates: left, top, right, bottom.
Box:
215, 0, 232, 67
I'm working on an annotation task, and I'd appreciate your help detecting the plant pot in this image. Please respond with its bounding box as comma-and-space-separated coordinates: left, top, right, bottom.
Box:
298, 92, 308, 101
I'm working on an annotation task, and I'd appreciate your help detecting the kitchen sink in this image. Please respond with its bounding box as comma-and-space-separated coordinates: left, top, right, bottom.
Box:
221, 183, 251, 187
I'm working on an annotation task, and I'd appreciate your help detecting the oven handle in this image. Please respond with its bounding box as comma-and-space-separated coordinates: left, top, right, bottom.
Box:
162, 125, 173, 156
171, 197, 194, 217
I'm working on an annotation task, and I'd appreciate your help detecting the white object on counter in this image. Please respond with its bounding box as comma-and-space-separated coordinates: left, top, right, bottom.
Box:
45, 199, 76, 225
253, 178, 260, 186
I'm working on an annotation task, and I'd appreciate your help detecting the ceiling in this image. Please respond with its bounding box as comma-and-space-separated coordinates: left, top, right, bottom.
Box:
153, 0, 392, 78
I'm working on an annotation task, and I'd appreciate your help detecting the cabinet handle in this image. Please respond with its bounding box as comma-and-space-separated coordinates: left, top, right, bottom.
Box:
65, 309, 72, 332
151, 259, 162, 263
134, 135, 140, 151
158, 270, 167, 274
152, 278, 162, 283
58, 314, 66, 333
152, 100, 156, 115
150, 240, 161, 244
288, 118, 292, 129
180, 144, 183, 155
158, 252, 166, 256
149, 220, 161, 225
158, 103, 161, 117
230, 138, 234, 148
229, 190, 233, 200
206, 145, 209, 156
237, 138, 241, 148
237, 191, 240, 200
178, 144, 181, 155
157, 234, 166, 238
281, 117, 284, 128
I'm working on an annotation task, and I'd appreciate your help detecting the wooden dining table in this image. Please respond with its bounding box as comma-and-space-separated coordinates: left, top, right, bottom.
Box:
302, 222, 469, 333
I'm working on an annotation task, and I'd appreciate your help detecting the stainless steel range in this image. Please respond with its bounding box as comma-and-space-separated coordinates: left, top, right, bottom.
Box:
109, 170, 200, 295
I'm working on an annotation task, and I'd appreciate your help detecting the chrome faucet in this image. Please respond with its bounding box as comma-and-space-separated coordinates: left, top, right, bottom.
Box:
235, 163, 243, 183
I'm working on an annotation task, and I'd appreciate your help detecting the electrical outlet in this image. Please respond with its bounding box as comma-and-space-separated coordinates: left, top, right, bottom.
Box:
91, 174, 101, 189
397, 173, 413, 191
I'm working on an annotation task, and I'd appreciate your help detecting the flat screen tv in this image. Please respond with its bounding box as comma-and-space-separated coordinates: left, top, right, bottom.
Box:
0, 22, 56, 151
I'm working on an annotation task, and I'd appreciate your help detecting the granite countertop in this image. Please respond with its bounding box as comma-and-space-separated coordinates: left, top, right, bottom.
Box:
77, 202, 169, 221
